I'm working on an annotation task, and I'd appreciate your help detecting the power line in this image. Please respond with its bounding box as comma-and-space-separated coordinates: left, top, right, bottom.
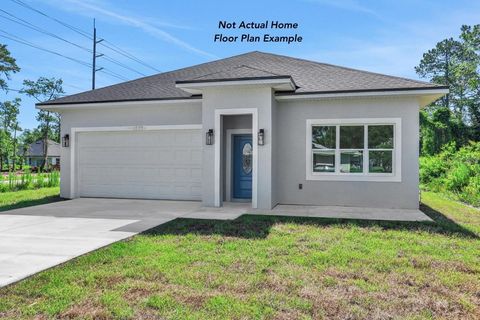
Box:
101, 40, 161, 73
100, 69, 129, 81
6, 87, 67, 96
9, 0, 161, 73
0, 29, 128, 82
0, 9, 91, 53
0, 29, 91, 67
0, 8, 146, 76
101, 55, 146, 76
63, 83, 87, 91
9, 0, 92, 39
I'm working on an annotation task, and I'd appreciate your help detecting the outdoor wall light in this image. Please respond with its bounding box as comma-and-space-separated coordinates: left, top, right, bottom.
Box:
206, 129, 214, 145
258, 129, 265, 146
62, 134, 70, 147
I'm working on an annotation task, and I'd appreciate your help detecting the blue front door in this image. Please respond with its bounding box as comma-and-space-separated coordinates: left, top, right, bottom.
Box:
233, 135, 253, 199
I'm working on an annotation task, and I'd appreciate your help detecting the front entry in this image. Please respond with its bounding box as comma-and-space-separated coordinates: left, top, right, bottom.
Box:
232, 134, 253, 199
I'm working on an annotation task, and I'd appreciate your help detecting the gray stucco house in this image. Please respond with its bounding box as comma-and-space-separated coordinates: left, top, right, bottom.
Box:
38, 51, 447, 210
24, 139, 61, 168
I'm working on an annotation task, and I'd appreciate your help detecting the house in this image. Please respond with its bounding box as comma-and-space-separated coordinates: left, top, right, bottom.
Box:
37, 51, 448, 210
24, 139, 61, 168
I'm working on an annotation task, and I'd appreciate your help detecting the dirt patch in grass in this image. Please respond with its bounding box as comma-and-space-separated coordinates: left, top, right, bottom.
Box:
178, 294, 210, 310
59, 300, 110, 320
124, 287, 154, 301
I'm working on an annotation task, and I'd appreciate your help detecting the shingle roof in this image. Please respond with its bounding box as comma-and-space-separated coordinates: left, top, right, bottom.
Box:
191, 65, 285, 81
40, 51, 445, 105
25, 140, 60, 157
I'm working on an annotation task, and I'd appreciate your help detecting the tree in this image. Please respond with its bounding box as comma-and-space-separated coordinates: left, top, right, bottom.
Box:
18, 128, 42, 169
460, 25, 480, 140
11, 121, 22, 171
0, 44, 20, 92
416, 24, 480, 153
420, 107, 468, 155
0, 130, 8, 171
21, 77, 64, 171
0, 98, 21, 170
415, 38, 466, 115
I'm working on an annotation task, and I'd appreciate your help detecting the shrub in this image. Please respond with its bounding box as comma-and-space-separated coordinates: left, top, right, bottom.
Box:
7, 172, 16, 190
445, 162, 471, 192
0, 174, 6, 192
0, 169, 60, 193
419, 156, 447, 184
460, 175, 480, 207
420, 141, 480, 206
35, 172, 45, 189
46, 170, 60, 187
19, 169, 34, 190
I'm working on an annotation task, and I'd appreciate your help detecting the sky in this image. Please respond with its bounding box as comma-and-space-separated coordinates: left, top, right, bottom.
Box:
1, 0, 479, 130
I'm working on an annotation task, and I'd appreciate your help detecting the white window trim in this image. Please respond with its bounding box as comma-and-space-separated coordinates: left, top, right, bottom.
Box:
306, 118, 402, 182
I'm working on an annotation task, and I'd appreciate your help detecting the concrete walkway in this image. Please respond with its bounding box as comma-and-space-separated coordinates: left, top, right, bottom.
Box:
0, 198, 431, 287
264, 204, 432, 221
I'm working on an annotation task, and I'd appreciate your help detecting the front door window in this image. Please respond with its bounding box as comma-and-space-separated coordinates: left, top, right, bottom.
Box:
242, 143, 252, 174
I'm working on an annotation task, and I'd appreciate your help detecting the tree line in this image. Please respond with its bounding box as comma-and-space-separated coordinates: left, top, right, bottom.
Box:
416, 25, 480, 155
0, 44, 63, 172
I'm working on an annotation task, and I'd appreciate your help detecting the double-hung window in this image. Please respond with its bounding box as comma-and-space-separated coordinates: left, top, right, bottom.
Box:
307, 118, 401, 182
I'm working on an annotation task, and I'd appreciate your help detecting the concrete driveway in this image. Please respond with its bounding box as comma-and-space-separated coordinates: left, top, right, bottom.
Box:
0, 198, 430, 287
0, 198, 208, 287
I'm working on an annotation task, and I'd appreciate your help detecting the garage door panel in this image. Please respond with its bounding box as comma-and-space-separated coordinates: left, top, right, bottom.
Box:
77, 129, 202, 200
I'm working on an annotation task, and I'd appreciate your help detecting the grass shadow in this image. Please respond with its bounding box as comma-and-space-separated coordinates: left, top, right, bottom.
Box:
144, 204, 478, 240
419, 202, 478, 238
0, 196, 64, 213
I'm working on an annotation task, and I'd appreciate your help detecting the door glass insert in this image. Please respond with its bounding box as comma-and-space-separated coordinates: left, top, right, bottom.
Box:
242, 142, 252, 174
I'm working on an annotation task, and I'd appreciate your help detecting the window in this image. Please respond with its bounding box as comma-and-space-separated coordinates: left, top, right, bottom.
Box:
340, 126, 364, 173
306, 118, 401, 182
368, 125, 394, 173
242, 143, 252, 174
312, 126, 336, 172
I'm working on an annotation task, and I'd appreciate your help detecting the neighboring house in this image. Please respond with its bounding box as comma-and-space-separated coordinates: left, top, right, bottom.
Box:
24, 140, 61, 168
37, 51, 448, 210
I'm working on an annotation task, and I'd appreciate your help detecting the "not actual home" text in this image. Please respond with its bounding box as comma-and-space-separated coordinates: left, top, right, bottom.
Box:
214, 20, 303, 44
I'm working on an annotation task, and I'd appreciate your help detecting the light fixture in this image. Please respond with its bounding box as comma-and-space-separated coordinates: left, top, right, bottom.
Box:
62, 134, 70, 147
258, 129, 265, 146
206, 129, 214, 145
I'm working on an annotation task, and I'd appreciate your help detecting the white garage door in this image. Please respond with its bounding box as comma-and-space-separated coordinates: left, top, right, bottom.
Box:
76, 129, 202, 200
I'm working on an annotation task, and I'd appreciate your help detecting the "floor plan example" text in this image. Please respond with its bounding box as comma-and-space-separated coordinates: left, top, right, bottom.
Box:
214, 20, 303, 44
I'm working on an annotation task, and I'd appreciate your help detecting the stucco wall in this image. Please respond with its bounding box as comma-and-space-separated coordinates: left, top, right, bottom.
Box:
58, 102, 202, 198
275, 96, 420, 209
201, 85, 273, 209
57, 92, 421, 210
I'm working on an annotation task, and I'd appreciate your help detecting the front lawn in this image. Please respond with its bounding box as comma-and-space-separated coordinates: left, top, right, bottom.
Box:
0, 191, 479, 319
0, 187, 61, 212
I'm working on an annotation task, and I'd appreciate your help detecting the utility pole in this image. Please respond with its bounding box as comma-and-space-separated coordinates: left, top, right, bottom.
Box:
92, 18, 104, 90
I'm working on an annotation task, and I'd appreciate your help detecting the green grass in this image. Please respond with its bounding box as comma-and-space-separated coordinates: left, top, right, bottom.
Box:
0, 191, 479, 319
0, 187, 61, 212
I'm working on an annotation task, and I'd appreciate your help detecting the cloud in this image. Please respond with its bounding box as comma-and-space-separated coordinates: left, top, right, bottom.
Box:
51, 0, 217, 59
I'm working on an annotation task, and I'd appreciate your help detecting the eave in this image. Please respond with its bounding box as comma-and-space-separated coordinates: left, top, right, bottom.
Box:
175, 76, 296, 94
